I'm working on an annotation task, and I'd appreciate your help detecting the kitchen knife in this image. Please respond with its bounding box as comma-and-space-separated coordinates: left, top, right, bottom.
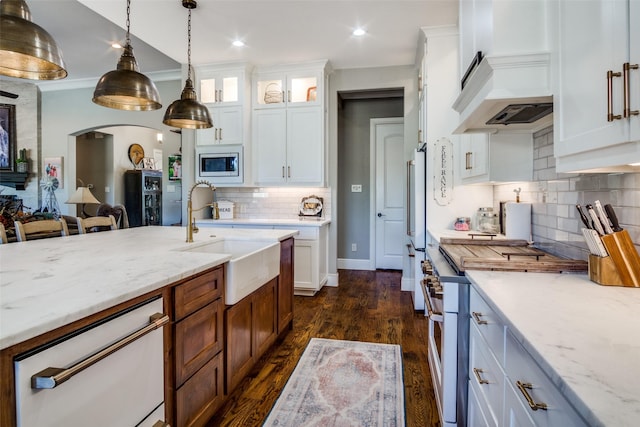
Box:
581, 228, 599, 255
576, 204, 591, 229
594, 200, 614, 234
604, 204, 623, 232
582, 228, 609, 257
586, 204, 605, 235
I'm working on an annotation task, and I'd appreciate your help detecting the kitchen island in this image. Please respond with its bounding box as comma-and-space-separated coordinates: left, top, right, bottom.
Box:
467, 270, 640, 426
0, 226, 297, 427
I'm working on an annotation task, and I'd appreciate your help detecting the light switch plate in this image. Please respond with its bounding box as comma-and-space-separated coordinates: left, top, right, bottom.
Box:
351, 184, 362, 192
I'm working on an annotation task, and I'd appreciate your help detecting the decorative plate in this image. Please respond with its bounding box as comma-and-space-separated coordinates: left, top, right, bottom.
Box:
128, 143, 145, 166
299, 196, 323, 217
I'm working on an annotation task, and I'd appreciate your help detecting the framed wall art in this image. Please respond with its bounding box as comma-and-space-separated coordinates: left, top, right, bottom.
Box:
0, 104, 16, 171
168, 155, 182, 180
43, 156, 64, 188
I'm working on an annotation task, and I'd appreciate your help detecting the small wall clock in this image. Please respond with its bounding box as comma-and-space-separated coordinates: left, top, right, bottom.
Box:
128, 143, 145, 167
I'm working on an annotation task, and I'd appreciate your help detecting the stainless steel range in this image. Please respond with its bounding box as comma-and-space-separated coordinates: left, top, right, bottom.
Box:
422, 247, 470, 427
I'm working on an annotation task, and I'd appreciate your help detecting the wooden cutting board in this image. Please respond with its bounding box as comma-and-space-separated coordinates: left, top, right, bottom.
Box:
439, 238, 588, 274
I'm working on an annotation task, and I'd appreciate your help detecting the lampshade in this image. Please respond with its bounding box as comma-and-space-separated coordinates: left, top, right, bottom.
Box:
162, 0, 212, 129
65, 187, 100, 205
92, 0, 161, 111
0, 0, 67, 80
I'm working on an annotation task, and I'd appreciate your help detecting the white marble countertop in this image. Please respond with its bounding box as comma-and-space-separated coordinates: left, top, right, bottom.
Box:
197, 217, 331, 227
466, 270, 640, 426
0, 226, 297, 350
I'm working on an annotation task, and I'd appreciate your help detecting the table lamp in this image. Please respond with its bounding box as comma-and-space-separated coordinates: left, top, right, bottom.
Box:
66, 186, 100, 218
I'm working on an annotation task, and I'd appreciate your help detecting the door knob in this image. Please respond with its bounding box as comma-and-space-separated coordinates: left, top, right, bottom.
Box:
377, 212, 385, 217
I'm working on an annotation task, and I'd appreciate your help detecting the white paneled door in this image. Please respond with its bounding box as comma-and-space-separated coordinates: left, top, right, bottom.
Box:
372, 118, 404, 270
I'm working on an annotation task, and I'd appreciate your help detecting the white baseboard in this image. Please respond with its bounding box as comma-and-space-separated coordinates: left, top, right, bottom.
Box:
326, 273, 339, 287
337, 258, 374, 271
401, 276, 415, 292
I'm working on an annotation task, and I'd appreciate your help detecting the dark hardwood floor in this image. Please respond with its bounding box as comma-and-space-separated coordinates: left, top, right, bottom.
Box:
207, 269, 441, 427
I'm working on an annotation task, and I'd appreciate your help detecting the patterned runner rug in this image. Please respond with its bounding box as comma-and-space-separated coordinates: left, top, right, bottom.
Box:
263, 338, 405, 426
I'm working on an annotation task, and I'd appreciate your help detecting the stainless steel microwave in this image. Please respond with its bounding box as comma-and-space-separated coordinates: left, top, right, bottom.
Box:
196, 145, 243, 183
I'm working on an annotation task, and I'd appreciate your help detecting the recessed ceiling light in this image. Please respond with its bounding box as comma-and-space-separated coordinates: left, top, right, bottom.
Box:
111, 42, 123, 49
353, 28, 366, 36
232, 40, 245, 47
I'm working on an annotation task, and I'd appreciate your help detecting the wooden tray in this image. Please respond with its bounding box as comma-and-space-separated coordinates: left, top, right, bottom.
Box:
439, 238, 588, 274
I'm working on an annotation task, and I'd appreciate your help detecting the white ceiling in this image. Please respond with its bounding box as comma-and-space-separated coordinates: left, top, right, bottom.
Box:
14, 0, 459, 86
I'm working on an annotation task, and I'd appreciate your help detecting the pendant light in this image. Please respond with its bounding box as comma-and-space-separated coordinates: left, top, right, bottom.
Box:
163, 0, 212, 129
0, 0, 67, 80
92, 0, 161, 111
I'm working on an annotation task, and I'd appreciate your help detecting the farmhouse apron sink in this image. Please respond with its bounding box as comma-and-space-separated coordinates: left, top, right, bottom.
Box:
180, 238, 280, 304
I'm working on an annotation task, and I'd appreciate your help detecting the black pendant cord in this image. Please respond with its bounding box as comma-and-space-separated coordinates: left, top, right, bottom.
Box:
125, 0, 131, 46
187, 7, 192, 81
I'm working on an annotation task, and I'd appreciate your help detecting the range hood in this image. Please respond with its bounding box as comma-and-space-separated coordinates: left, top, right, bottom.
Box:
452, 52, 553, 133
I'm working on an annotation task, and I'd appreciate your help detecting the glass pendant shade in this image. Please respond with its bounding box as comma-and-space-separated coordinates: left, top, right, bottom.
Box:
93, 43, 162, 111
0, 0, 67, 80
163, 77, 212, 129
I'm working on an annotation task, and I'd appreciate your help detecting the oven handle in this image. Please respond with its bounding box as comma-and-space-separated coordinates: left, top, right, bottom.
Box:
31, 313, 169, 389
420, 279, 443, 322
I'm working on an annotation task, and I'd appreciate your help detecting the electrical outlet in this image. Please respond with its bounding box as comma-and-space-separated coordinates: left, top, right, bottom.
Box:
351, 184, 362, 192
351, 243, 357, 252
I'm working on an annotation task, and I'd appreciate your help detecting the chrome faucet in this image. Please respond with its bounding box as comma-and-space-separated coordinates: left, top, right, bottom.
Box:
186, 180, 216, 243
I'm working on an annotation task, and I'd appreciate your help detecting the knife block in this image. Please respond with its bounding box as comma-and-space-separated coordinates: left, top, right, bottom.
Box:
600, 230, 640, 287
589, 255, 624, 286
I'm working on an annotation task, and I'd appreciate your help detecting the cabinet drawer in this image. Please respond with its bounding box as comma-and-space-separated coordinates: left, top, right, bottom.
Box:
469, 322, 503, 427
504, 331, 587, 427
174, 267, 224, 320
176, 351, 224, 427
470, 287, 506, 365
175, 299, 224, 386
468, 370, 496, 427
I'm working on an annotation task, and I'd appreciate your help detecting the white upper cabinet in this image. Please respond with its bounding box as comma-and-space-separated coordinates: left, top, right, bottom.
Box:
553, 0, 640, 172
252, 61, 329, 186
460, 132, 532, 184
195, 64, 251, 146
254, 68, 322, 109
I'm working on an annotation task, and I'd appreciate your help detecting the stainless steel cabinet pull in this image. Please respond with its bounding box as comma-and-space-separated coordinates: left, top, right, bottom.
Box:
287, 90, 291, 103
516, 380, 548, 411
219, 89, 223, 103
287, 166, 291, 178
473, 368, 489, 384
465, 152, 472, 170
282, 166, 285, 178
623, 63, 639, 118
472, 311, 488, 325
215, 128, 220, 141
607, 70, 622, 122
219, 128, 223, 141
31, 313, 169, 389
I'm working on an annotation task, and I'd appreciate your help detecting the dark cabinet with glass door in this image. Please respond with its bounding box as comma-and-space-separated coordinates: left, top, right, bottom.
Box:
124, 170, 162, 227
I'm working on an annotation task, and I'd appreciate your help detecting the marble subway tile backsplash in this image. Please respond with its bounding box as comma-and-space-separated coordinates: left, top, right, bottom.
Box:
494, 127, 640, 261
214, 187, 332, 220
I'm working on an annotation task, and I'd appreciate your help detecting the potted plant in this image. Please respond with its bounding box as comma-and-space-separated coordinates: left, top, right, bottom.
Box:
16, 149, 28, 173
